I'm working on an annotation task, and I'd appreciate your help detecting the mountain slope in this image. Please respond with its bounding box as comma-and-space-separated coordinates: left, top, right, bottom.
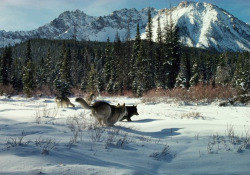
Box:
147, 1, 250, 52
0, 1, 249, 52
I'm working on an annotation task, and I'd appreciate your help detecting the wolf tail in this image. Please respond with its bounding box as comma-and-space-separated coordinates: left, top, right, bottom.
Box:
75, 97, 92, 110
69, 102, 75, 108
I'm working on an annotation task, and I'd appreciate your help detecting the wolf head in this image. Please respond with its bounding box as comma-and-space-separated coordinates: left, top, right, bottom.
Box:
116, 103, 126, 114
127, 105, 139, 116
117, 104, 139, 116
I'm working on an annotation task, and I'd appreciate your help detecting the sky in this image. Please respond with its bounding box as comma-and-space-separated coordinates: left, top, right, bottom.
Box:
0, 0, 249, 31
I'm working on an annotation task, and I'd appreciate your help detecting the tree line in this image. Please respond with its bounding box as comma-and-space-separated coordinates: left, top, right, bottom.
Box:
0, 9, 249, 97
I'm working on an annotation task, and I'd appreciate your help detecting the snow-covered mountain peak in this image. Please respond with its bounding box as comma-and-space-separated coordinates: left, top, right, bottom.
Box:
143, 1, 250, 52
0, 1, 249, 52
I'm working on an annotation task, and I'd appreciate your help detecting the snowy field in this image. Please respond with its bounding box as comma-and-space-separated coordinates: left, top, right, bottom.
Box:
0, 95, 250, 175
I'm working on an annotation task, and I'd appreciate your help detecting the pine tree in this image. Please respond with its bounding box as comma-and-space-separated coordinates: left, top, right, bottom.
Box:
130, 23, 141, 91
54, 42, 72, 97
183, 53, 192, 89
155, 17, 164, 88
86, 64, 97, 92
232, 52, 250, 94
136, 41, 145, 96
215, 54, 231, 87
11, 58, 23, 92
163, 8, 181, 89
25, 40, 32, 64
61, 48, 73, 87
36, 56, 46, 89
144, 8, 155, 90
123, 28, 132, 90
44, 48, 53, 86
103, 38, 112, 84
189, 61, 200, 87
23, 41, 35, 97
0, 46, 12, 85
23, 60, 35, 97
175, 56, 187, 89
113, 32, 123, 93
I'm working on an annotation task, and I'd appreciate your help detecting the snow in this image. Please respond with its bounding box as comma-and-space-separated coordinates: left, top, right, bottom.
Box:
0, 95, 250, 174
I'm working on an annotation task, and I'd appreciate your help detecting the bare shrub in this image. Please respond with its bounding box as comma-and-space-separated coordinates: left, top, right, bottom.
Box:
180, 112, 204, 120
34, 85, 55, 97
88, 123, 104, 142
71, 86, 84, 97
142, 84, 237, 103
104, 127, 121, 149
66, 112, 88, 143
0, 84, 16, 96
150, 144, 173, 161
35, 136, 56, 155
6, 130, 27, 148
35, 104, 58, 124
207, 125, 250, 154
116, 133, 129, 148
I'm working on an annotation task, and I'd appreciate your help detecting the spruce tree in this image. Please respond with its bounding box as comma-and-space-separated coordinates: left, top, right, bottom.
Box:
23, 60, 35, 97
113, 33, 123, 93
175, 56, 187, 89
0, 47, 12, 85
232, 52, 249, 94
189, 61, 200, 87
11, 58, 23, 92
163, 8, 181, 89
124, 28, 133, 90
25, 40, 32, 64
130, 23, 141, 91
103, 38, 112, 84
23, 41, 35, 97
44, 48, 53, 86
136, 41, 145, 97
155, 17, 164, 88
144, 8, 155, 90
54, 42, 72, 97
86, 64, 97, 93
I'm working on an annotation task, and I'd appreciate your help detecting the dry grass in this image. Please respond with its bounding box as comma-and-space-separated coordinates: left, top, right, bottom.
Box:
180, 112, 204, 120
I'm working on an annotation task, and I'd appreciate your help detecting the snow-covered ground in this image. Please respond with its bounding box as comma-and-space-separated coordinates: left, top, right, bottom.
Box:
0, 95, 249, 175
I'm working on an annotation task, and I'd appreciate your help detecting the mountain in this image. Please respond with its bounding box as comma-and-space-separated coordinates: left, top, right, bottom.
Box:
0, 1, 249, 52
0, 8, 157, 46
142, 1, 250, 52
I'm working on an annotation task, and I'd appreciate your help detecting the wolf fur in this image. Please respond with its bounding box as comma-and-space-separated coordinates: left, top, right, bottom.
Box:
75, 98, 127, 126
86, 93, 96, 105
118, 104, 139, 121
55, 97, 75, 108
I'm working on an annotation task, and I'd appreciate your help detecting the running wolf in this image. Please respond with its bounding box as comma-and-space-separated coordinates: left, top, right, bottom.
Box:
55, 97, 75, 108
120, 105, 139, 121
75, 98, 127, 126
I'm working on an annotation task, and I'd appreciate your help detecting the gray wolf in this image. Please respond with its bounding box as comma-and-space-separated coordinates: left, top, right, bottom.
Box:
86, 93, 96, 104
75, 98, 127, 126
55, 97, 75, 108
119, 105, 139, 121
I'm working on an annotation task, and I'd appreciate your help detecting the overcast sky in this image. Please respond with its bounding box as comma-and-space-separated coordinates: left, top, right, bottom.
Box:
0, 0, 249, 31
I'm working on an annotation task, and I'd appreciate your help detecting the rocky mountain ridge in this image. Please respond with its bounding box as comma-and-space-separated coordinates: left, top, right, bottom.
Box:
0, 1, 249, 52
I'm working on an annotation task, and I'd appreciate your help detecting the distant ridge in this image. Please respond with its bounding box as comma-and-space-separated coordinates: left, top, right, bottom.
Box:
0, 1, 249, 52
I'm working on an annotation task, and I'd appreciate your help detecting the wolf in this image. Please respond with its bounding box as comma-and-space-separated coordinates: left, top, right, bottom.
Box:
118, 104, 139, 121
75, 98, 127, 126
55, 97, 75, 108
86, 93, 96, 105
